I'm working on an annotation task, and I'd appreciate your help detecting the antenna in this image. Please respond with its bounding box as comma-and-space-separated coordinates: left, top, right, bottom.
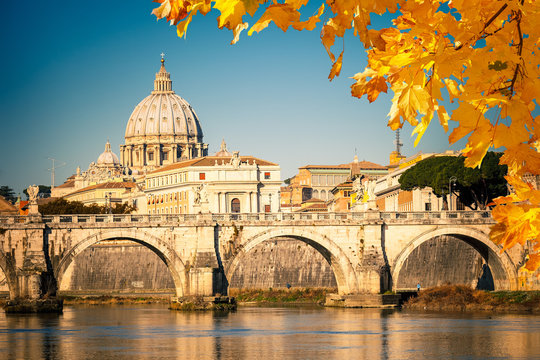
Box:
47, 157, 66, 189
394, 129, 403, 155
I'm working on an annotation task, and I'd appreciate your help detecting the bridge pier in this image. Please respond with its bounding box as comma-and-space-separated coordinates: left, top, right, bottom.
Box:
2, 224, 62, 313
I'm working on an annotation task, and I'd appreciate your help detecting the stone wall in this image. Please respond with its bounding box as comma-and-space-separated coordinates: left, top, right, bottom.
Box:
58, 239, 337, 293
59, 240, 175, 293
396, 235, 493, 290
229, 238, 337, 289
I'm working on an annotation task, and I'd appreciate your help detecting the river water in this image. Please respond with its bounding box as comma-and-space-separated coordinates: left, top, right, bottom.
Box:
0, 305, 539, 359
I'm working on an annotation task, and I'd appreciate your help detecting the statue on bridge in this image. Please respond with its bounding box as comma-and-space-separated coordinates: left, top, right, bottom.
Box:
27, 185, 41, 215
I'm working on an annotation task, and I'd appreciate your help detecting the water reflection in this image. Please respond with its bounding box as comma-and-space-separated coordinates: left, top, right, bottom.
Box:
0, 306, 539, 359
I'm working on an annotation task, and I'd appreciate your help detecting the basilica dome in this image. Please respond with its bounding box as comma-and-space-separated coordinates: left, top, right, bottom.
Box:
120, 57, 208, 171
124, 58, 203, 141
97, 140, 120, 165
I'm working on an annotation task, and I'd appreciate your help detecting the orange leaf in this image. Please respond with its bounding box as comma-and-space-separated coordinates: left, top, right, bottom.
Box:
249, 4, 300, 35
328, 51, 343, 81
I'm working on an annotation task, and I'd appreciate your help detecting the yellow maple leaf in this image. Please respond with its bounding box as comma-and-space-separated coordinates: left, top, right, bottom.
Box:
328, 51, 343, 81
249, 4, 300, 35
397, 84, 431, 122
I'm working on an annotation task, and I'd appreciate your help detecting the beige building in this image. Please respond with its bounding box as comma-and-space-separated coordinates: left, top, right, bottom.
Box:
64, 182, 137, 207
120, 56, 208, 173
144, 142, 281, 214
281, 156, 388, 210
373, 151, 461, 212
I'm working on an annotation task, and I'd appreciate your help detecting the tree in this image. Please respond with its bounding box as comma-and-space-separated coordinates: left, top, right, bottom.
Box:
0, 185, 17, 203
23, 185, 51, 200
151, 0, 540, 270
39, 198, 136, 215
399, 153, 508, 210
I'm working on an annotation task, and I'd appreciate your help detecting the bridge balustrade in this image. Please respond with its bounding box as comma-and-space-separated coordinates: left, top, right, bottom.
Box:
0, 210, 494, 226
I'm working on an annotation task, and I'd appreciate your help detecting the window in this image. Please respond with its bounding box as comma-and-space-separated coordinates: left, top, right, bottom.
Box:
199, 173, 206, 180
148, 152, 154, 161
425, 203, 432, 211
264, 172, 270, 179
163, 151, 169, 161
231, 198, 240, 213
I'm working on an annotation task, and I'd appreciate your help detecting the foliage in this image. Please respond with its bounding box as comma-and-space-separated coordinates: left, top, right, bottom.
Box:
283, 177, 292, 185
23, 185, 51, 200
405, 285, 540, 311
229, 287, 332, 303
39, 198, 136, 215
0, 186, 17, 203
151, 0, 540, 270
399, 153, 508, 210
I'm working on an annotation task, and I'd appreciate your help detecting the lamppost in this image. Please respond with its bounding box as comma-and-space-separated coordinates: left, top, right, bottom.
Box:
449, 176, 457, 211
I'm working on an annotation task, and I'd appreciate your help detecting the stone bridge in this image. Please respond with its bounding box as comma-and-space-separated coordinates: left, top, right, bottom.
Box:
0, 211, 533, 300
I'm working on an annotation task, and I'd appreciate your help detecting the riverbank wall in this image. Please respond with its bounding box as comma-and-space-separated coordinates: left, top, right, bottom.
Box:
58, 239, 337, 293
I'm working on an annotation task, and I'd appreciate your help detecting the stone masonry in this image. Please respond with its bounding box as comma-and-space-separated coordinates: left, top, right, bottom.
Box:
0, 211, 536, 300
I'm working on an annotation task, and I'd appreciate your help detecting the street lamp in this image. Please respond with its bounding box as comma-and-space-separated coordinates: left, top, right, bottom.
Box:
449, 176, 457, 211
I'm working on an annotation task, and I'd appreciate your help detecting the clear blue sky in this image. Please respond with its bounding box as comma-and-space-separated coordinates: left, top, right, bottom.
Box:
0, 1, 463, 196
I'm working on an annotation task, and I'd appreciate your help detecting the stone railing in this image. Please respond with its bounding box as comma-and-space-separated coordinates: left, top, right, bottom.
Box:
380, 210, 492, 221
0, 210, 493, 226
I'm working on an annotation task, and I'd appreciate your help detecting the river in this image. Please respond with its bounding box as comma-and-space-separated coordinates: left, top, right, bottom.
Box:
0, 305, 539, 359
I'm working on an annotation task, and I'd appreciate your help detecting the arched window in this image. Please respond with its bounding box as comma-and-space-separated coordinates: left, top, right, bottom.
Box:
313, 189, 319, 199
321, 190, 327, 200
231, 198, 240, 213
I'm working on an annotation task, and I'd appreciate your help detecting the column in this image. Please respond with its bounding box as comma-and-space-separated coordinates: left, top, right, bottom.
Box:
120, 145, 125, 166
127, 145, 133, 168
221, 193, 226, 213
172, 144, 178, 163
251, 192, 258, 213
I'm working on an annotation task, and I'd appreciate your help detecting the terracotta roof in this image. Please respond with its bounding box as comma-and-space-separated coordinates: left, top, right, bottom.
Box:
280, 203, 301, 208
0, 196, 17, 214
300, 160, 387, 171
148, 156, 278, 175
55, 179, 75, 189
351, 160, 387, 170
302, 198, 325, 204
294, 202, 328, 212
66, 182, 136, 196
299, 164, 351, 169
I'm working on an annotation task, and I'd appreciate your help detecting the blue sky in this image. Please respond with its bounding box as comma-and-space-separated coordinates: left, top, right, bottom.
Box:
1, 1, 462, 195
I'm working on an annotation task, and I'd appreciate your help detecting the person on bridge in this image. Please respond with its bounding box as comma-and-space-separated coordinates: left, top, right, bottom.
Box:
417, 283, 421, 292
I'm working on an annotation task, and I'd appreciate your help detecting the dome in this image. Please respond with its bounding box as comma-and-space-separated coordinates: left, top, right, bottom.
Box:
124, 58, 203, 141
215, 139, 232, 157
97, 140, 120, 165
120, 56, 208, 171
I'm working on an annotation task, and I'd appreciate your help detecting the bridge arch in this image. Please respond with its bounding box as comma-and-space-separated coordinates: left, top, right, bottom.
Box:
392, 227, 518, 291
55, 228, 187, 297
0, 250, 18, 299
225, 227, 360, 295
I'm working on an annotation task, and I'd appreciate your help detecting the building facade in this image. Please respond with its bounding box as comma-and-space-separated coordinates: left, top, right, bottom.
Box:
281, 156, 388, 211
144, 149, 281, 214
373, 151, 462, 212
